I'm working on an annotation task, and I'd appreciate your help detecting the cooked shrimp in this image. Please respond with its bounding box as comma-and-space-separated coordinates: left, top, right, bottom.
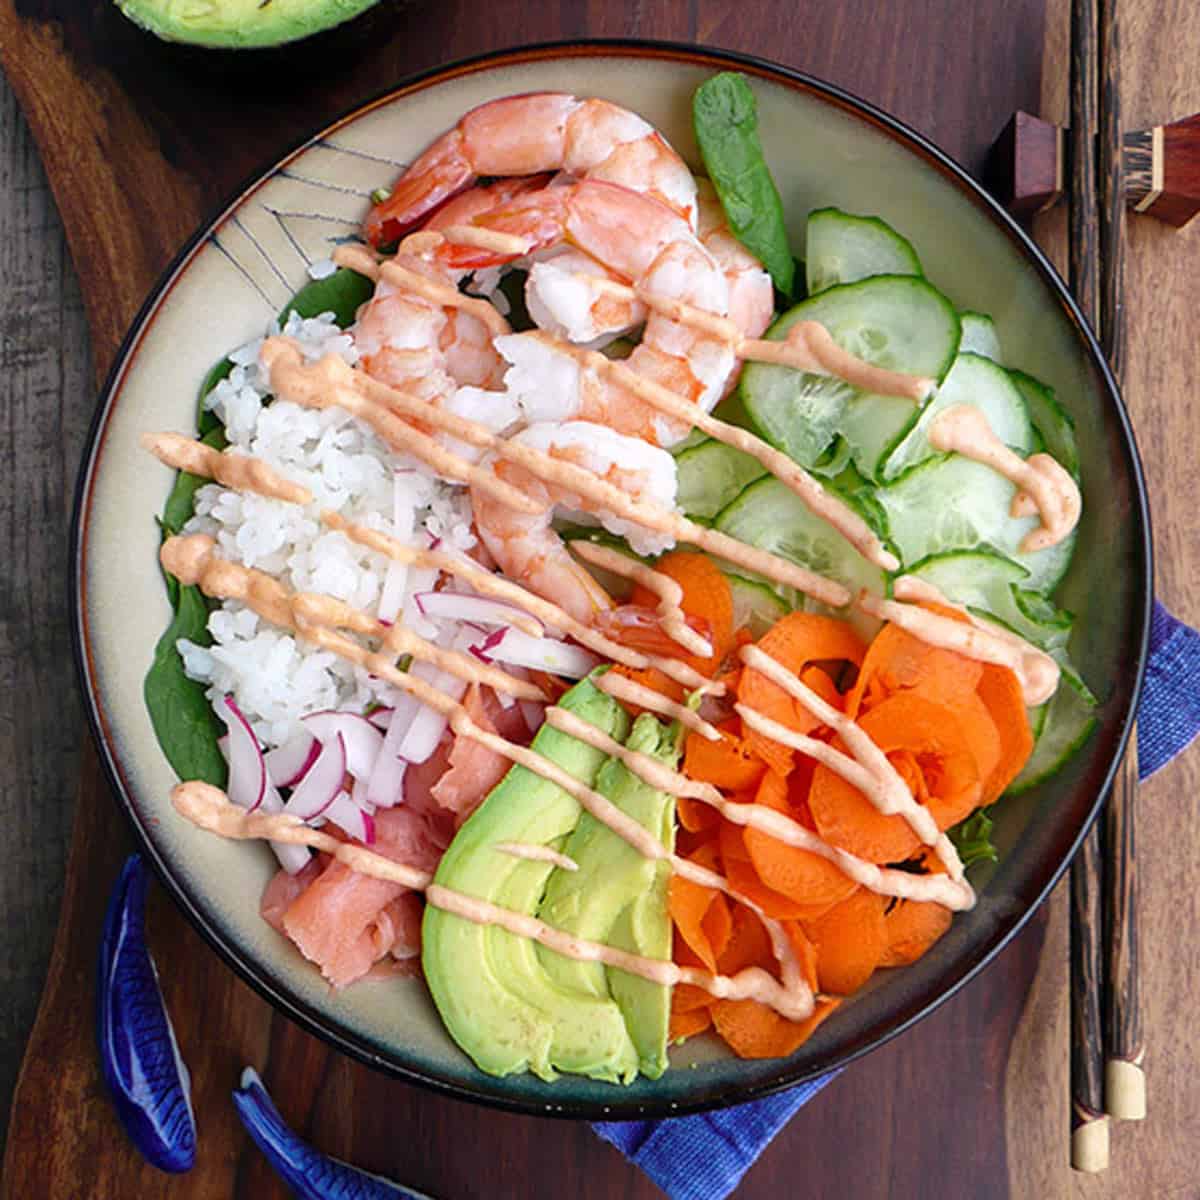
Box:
351, 251, 519, 447
470, 421, 678, 624
696, 178, 775, 346
364, 93, 698, 245
524, 247, 648, 346
464, 180, 735, 445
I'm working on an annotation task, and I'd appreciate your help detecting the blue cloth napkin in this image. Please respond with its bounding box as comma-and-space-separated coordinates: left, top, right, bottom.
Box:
595, 599, 1200, 1200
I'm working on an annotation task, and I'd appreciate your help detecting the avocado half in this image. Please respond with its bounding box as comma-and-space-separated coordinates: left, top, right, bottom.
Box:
114, 0, 382, 49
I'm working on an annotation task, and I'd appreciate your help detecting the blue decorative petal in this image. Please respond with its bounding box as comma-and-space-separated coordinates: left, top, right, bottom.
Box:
233, 1068, 434, 1199
97, 854, 197, 1173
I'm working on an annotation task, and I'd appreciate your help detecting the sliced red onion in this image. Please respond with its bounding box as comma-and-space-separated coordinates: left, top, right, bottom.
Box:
217, 734, 230, 762
366, 692, 419, 809
325, 792, 376, 845
351, 774, 375, 815
468, 628, 600, 678
396, 628, 473, 764
367, 707, 393, 731
264, 729, 319, 789
282, 734, 347, 821
214, 694, 267, 813
301, 711, 384, 781
413, 591, 545, 633
401, 565, 439, 638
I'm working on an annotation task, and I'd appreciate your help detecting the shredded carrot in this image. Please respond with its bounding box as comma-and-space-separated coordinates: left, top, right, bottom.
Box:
880, 898, 953, 967
803, 889, 888, 996
629, 550, 735, 674
975, 663, 1035, 802
668, 842, 723, 972
701, 892, 734, 963
669, 1006, 714, 1042
846, 606, 983, 719
715, 901, 775, 977
720, 819, 830, 920
738, 612, 865, 773
743, 771, 859, 910
683, 718, 767, 792
808, 693, 982, 863
678, 794, 721, 835
711, 995, 842, 1059
671, 982, 716, 1015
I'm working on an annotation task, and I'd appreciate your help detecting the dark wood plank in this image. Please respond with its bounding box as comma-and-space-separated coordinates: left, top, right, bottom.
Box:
0, 1, 1058, 1196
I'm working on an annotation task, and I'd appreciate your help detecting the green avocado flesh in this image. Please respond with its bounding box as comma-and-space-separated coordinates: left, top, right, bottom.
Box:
114, 0, 379, 48
421, 675, 680, 1083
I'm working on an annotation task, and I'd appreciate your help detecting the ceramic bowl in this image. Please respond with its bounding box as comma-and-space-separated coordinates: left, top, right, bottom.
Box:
71, 41, 1151, 1119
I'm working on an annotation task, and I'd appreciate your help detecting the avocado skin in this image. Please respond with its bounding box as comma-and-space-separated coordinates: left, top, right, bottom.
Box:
114, 0, 383, 50
536, 713, 678, 1078
422, 677, 642, 1082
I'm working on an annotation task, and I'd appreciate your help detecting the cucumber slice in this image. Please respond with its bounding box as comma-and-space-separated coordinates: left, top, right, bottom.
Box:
740, 276, 960, 470
958, 312, 1003, 363
1007, 667, 1098, 794
904, 551, 1073, 653
727, 574, 791, 637
809, 436, 853, 479
1010, 369, 1081, 481
878, 455, 1074, 592
882, 353, 1034, 481
805, 208, 923, 295
714, 476, 886, 634
674, 439, 767, 522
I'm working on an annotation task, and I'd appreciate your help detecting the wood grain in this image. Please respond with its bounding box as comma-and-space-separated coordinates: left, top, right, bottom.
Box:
1005, 0, 1200, 1195
0, 77, 91, 1152
0, 0, 1188, 1197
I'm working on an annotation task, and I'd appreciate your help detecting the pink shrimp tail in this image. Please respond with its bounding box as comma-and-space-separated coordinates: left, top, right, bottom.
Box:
365, 128, 474, 246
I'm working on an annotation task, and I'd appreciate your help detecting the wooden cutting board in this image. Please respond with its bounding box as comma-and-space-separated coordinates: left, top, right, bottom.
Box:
1, 1, 1196, 1196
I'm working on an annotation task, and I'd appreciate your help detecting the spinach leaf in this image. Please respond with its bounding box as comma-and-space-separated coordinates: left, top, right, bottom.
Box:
197, 357, 234, 437
948, 807, 999, 871
162, 426, 227, 537
279, 266, 374, 328
693, 72, 795, 297
144, 584, 227, 788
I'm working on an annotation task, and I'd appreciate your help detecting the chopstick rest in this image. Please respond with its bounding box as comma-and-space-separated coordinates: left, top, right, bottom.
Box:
233, 1067, 436, 1199
97, 854, 197, 1173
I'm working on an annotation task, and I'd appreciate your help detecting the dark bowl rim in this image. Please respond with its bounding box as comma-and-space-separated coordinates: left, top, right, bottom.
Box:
70, 36, 1153, 1121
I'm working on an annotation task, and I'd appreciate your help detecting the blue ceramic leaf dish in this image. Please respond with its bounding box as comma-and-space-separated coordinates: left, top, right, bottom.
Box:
233, 1068, 434, 1199
97, 854, 197, 1173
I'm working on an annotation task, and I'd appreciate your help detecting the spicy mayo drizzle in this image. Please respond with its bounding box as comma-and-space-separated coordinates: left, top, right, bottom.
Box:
928, 404, 1082, 553
858, 585, 1060, 706
142, 432, 312, 506
161, 535, 544, 702
568, 540, 713, 658
262, 339, 851, 607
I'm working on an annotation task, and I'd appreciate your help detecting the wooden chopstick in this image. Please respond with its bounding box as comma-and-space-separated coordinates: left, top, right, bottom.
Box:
1067, 0, 1110, 1174
1096, 0, 1147, 1129
1067, 0, 1145, 1170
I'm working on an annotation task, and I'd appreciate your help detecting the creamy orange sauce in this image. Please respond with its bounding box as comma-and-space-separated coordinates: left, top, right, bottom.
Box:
568, 540, 712, 658
334, 244, 510, 339
321, 512, 719, 697
594, 671, 721, 740
162, 534, 543, 702
544, 705, 973, 910
739, 643, 970, 888
928, 404, 1082, 553
859, 586, 1059, 707
524, 331, 899, 574
142, 432, 313, 506
494, 842, 579, 871
503, 271, 935, 403
263, 339, 851, 606
258, 341, 540, 515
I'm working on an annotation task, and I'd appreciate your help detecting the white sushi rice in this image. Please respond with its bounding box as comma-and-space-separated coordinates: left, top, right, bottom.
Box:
176, 309, 478, 748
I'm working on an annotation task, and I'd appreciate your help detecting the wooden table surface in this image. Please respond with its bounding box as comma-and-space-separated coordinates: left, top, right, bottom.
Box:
0, 1, 1197, 1197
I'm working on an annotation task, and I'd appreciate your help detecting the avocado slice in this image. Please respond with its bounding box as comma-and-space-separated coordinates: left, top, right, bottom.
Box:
422, 676, 642, 1082
536, 712, 679, 1078
114, 0, 379, 49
